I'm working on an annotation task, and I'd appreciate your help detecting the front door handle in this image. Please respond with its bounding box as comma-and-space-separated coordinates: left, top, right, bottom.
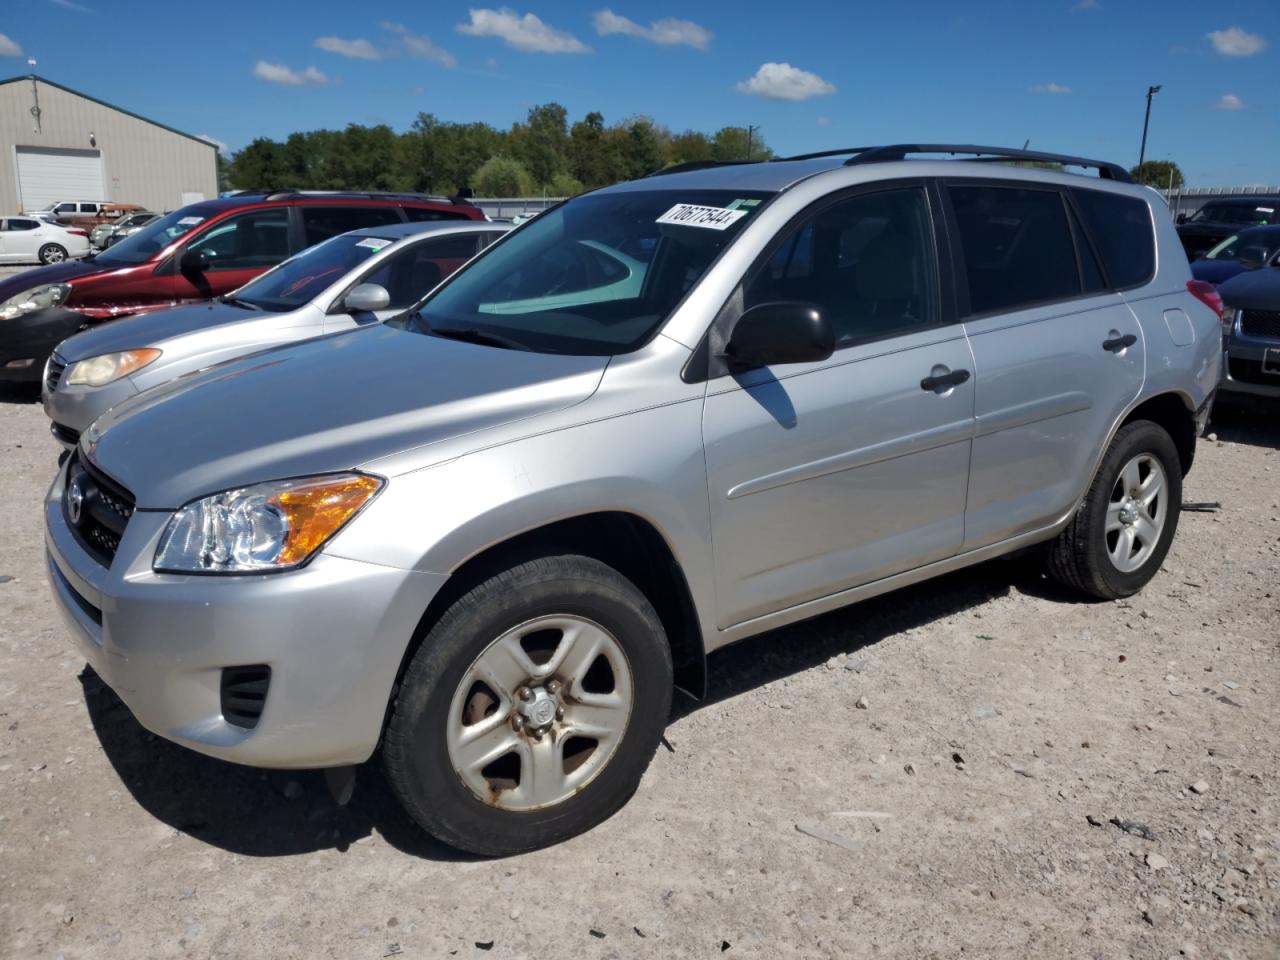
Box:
920, 368, 971, 392
1102, 333, 1138, 353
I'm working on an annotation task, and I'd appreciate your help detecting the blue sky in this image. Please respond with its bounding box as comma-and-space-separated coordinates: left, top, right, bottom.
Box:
2, 0, 1277, 184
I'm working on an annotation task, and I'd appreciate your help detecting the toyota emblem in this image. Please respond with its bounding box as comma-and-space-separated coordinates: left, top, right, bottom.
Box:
67, 476, 84, 525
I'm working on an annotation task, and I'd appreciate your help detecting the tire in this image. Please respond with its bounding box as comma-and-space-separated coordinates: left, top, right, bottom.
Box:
39, 244, 68, 264
383, 554, 673, 856
1047, 420, 1182, 599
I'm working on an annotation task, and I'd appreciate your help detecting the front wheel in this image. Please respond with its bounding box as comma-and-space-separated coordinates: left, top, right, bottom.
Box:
39, 243, 68, 264
1047, 420, 1182, 599
383, 555, 673, 856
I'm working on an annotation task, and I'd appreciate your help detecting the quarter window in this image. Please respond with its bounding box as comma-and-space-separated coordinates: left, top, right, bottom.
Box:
743, 187, 939, 346
301, 207, 403, 245
1072, 189, 1155, 289
948, 185, 1080, 315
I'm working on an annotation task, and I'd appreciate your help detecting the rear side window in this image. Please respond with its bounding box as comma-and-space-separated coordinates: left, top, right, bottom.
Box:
404, 206, 471, 223
1072, 189, 1155, 289
302, 206, 403, 246
947, 185, 1079, 316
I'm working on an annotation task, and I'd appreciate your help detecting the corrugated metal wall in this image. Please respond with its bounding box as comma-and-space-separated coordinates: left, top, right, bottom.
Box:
0, 76, 218, 214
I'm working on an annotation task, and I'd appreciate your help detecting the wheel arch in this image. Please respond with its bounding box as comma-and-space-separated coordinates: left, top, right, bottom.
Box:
1118, 391, 1198, 476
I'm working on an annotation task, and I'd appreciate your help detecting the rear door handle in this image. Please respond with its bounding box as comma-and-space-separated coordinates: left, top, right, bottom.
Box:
920, 368, 971, 392
1102, 333, 1137, 352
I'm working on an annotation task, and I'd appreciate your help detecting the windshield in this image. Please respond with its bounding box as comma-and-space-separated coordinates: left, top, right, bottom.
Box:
1190, 202, 1280, 226
94, 206, 218, 266
1205, 229, 1280, 261
399, 189, 772, 354
233, 233, 400, 311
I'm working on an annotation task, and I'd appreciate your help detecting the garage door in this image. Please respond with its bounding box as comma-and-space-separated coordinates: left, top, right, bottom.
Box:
15, 146, 105, 210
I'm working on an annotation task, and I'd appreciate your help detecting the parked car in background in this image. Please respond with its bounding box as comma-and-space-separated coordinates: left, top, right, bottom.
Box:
1176, 197, 1280, 259
1190, 225, 1280, 286
0, 191, 486, 383
91, 211, 158, 250
43, 220, 508, 447
0, 217, 91, 265
23, 200, 113, 224
1218, 263, 1280, 399
43, 145, 1220, 856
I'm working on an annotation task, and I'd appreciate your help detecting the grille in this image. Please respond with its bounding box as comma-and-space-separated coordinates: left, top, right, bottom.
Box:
1228, 357, 1280, 386
220, 666, 272, 729
46, 353, 68, 393
1240, 309, 1280, 340
51, 422, 80, 448
64, 454, 135, 568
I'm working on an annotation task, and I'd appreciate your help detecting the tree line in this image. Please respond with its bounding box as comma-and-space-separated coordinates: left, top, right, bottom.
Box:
224, 103, 774, 198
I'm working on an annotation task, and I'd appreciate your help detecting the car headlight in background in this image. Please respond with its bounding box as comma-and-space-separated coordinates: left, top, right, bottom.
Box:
65, 349, 162, 387
154, 473, 384, 574
0, 283, 71, 320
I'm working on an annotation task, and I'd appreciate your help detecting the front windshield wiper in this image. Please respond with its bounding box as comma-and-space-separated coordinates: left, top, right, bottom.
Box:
430, 324, 530, 352
220, 296, 262, 311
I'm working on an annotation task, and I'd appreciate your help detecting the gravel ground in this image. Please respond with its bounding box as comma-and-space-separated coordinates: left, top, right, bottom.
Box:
0, 389, 1277, 960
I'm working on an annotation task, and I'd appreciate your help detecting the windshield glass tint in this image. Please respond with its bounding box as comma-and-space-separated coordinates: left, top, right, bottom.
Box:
404, 190, 772, 355
1190, 203, 1280, 225
236, 234, 399, 310
94, 207, 217, 265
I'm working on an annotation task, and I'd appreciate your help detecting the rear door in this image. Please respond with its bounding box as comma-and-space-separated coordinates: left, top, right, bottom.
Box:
702, 183, 976, 628
945, 181, 1145, 550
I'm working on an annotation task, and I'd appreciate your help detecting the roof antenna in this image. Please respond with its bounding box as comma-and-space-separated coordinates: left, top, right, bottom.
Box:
1022, 139, 1030, 150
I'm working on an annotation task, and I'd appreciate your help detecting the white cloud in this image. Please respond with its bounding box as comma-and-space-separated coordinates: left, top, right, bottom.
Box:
380, 22, 457, 67
592, 9, 712, 50
0, 33, 23, 57
48, 0, 93, 12
816, 116, 831, 127
1214, 93, 1245, 111
1206, 26, 1266, 57
197, 134, 230, 157
315, 36, 383, 60
1072, 0, 1100, 9
735, 62, 836, 101
1031, 82, 1072, 94
252, 61, 329, 86
456, 8, 591, 54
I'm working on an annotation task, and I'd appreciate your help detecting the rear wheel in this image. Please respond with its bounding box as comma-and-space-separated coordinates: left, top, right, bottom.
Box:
1047, 420, 1182, 599
39, 243, 68, 264
383, 555, 672, 856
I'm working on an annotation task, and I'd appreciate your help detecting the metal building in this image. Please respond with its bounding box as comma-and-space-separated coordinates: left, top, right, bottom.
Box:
0, 74, 218, 214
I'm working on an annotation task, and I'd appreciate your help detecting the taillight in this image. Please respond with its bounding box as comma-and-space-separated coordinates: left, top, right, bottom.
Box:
1186, 279, 1224, 323
67, 228, 88, 237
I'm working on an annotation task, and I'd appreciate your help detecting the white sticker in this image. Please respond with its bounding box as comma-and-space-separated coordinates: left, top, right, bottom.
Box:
656, 203, 747, 231
355, 237, 392, 251
177, 216, 203, 226
1257, 207, 1275, 214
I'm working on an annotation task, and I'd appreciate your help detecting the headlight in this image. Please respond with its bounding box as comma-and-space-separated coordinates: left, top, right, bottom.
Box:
154, 473, 383, 574
65, 348, 162, 387
0, 283, 71, 320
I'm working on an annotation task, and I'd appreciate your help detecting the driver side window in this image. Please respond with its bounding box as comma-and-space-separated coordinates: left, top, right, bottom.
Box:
186, 209, 291, 272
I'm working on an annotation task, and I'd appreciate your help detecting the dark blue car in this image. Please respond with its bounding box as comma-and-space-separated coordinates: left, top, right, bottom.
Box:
1190, 225, 1280, 286
1218, 256, 1280, 399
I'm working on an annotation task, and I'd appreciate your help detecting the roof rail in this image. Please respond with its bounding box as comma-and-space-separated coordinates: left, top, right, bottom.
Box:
646, 159, 759, 177
841, 144, 1132, 182
261, 190, 459, 203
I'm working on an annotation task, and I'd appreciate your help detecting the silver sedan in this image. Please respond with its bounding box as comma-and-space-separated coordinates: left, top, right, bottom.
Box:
43, 219, 508, 446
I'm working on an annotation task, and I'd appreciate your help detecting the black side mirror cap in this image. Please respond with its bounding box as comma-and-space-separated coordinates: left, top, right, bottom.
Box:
723, 302, 834, 370
179, 249, 209, 275
1176, 213, 1188, 224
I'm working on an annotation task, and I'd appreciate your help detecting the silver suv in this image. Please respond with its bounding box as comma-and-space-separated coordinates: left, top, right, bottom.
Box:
44, 145, 1221, 856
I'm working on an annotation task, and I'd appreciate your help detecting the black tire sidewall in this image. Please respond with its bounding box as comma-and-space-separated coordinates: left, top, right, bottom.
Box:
1083, 421, 1182, 596
385, 557, 672, 856
39, 244, 67, 264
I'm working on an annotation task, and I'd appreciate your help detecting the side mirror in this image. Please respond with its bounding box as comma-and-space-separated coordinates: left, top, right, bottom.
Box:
724, 302, 834, 369
1176, 213, 1188, 225
179, 248, 210, 275
343, 283, 391, 313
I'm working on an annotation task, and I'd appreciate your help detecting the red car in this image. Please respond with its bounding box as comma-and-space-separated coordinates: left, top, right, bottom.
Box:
0, 192, 485, 384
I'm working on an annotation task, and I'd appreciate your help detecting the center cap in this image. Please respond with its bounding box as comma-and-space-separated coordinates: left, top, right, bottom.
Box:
518, 687, 558, 728
1118, 500, 1139, 525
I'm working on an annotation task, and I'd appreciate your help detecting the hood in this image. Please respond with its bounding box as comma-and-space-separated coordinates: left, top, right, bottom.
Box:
1218, 267, 1280, 312
82, 325, 608, 508
55, 301, 269, 362
0, 259, 107, 301
1189, 259, 1250, 286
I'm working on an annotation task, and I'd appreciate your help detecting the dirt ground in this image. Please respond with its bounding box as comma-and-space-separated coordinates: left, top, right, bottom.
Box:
0, 385, 1277, 960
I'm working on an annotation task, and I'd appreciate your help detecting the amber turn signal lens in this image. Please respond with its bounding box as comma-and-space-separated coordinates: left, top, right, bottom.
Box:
270, 475, 383, 565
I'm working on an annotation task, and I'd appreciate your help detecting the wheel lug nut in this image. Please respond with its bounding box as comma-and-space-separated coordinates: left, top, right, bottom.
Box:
517, 686, 533, 702
547, 680, 561, 696
555, 705, 565, 721
512, 715, 525, 732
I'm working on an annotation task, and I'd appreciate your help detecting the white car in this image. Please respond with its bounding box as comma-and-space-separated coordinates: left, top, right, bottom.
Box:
0, 217, 91, 264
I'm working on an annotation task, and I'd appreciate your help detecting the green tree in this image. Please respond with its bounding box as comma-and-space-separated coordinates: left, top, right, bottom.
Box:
544, 171, 584, 197
666, 130, 714, 166
511, 103, 570, 187
1130, 160, 1184, 189
472, 155, 536, 196
712, 126, 772, 162
569, 111, 613, 189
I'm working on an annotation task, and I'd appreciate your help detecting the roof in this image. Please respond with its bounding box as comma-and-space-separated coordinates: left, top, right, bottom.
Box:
0, 74, 218, 150
346, 220, 504, 240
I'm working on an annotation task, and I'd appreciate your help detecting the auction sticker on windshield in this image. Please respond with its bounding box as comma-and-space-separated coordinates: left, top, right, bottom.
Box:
355, 238, 392, 251
657, 204, 748, 231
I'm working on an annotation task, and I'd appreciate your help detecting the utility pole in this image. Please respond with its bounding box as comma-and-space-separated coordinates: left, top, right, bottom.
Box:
745, 125, 758, 161
27, 59, 41, 134
1137, 84, 1162, 175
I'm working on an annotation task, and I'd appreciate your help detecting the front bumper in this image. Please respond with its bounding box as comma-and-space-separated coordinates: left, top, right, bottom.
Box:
44, 461, 446, 768
1222, 330, 1280, 398
1, 307, 86, 383
43, 371, 138, 441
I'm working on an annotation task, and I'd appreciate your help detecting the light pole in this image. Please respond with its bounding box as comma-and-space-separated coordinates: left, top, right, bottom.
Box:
1137, 84, 1162, 175
745, 125, 758, 161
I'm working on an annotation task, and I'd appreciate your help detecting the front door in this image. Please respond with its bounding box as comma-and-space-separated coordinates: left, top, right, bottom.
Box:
702, 185, 976, 629
172, 208, 293, 304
